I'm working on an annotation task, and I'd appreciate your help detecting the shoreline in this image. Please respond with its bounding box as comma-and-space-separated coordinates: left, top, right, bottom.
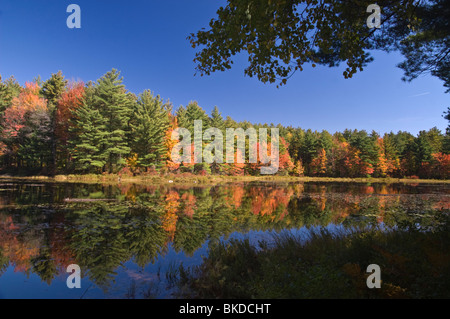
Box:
1, 174, 449, 186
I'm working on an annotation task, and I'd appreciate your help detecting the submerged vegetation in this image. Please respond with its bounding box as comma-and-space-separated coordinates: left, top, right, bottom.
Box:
170, 212, 450, 299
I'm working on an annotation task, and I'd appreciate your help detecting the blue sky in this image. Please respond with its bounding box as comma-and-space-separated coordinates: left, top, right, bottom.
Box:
0, 0, 448, 136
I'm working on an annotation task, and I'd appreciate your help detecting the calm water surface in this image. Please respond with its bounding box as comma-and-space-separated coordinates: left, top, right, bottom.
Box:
0, 180, 448, 298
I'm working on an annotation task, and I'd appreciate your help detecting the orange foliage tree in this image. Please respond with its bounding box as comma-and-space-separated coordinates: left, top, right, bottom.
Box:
247, 136, 293, 175
293, 160, 305, 176
375, 138, 389, 177
165, 113, 181, 172
181, 192, 197, 218
310, 148, 327, 176
429, 153, 450, 179
162, 191, 181, 241
2, 82, 47, 139
278, 137, 295, 173
1, 82, 48, 167
55, 82, 85, 169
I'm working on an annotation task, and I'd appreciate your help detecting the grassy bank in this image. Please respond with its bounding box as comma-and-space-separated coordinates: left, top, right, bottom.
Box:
0, 173, 449, 186
169, 213, 450, 299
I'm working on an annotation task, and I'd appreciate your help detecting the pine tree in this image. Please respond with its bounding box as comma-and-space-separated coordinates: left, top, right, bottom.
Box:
41, 71, 67, 110
176, 102, 210, 172
92, 69, 133, 173
18, 108, 52, 170
70, 85, 108, 173
288, 128, 305, 162
414, 131, 434, 164
207, 106, 225, 173
176, 105, 188, 129
41, 71, 68, 175
300, 129, 319, 171
223, 116, 237, 129
318, 130, 333, 153
209, 106, 224, 131
444, 107, 450, 135
349, 130, 378, 172
130, 90, 170, 169
0, 75, 21, 117
184, 101, 209, 134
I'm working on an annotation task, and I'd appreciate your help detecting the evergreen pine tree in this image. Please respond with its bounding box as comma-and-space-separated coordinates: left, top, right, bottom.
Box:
0, 75, 21, 117
223, 116, 237, 130
206, 106, 225, 173
92, 69, 133, 173
41, 71, 67, 110
349, 130, 378, 166
41, 71, 68, 175
18, 108, 53, 170
184, 101, 209, 133
130, 90, 170, 169
70, 85, 108, 173
176, 105, 188, 129
209, 106, 224, 132
300, 129, 319, 168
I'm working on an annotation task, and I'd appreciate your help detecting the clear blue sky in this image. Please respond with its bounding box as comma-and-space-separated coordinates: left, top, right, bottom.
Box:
0, 0, 448, 136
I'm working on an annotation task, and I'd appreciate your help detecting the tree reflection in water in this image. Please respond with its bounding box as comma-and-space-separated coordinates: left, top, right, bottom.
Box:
0, 181, 448, 297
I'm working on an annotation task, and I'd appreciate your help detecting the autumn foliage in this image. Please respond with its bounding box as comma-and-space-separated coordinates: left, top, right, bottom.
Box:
55, 82, 85, 145
0, 70, 448, 179
2, 82, 46, 139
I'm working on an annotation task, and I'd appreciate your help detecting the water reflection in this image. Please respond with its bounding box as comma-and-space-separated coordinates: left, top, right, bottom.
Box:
0, 180, 448, 298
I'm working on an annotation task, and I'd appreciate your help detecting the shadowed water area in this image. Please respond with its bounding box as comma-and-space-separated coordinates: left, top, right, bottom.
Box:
0, 180, 448, 298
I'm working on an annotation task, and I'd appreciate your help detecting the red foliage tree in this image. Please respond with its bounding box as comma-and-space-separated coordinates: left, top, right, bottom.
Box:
2, 82, 46, 139
278, 137, 295, 173
55, 82, 85, 145
55, 82, 85, 169
429, 153, 450, 179
310, 148, 327, 176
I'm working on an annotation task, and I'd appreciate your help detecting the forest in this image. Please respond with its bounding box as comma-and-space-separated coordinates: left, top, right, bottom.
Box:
0, 69, 449, 179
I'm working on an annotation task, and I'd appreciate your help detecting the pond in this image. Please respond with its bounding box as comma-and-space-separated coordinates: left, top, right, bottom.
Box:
0, 180, 448, 299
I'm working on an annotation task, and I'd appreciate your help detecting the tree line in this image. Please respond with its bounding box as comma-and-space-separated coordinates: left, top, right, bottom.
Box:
0, 69, 449, 179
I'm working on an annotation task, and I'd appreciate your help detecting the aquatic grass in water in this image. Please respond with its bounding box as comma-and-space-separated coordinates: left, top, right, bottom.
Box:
171, 213, 450, 299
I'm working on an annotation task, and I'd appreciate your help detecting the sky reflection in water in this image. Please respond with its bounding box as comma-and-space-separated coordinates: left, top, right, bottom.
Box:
0, 180, 448, 298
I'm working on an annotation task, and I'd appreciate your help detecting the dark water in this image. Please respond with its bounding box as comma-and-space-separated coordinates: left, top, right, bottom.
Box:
0, 179, 448, 299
